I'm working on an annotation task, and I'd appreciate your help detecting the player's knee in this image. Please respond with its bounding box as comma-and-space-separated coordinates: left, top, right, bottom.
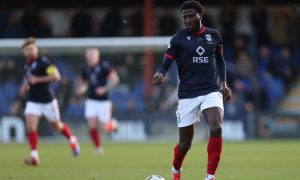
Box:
26, 125, 36, 132
51, 122, 58, 129
51, 121, 63, 131
206, 113, 223, 137
87, 118, 98, 129
179, 141, 192, 153
209, 123, 222, 137
26, 122, 36, 132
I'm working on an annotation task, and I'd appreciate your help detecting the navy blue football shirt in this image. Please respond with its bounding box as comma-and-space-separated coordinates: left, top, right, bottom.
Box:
24, 57, 55, 103
164, 26, 224, 99
81, 61, 112, 100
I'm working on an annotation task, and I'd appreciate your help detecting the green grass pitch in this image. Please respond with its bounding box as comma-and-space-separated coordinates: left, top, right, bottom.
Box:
0, 140, 299, 180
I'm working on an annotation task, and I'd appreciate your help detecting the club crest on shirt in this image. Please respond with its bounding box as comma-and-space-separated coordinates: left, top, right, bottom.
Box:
205, 34, 211, 41
205, 34, 213, 44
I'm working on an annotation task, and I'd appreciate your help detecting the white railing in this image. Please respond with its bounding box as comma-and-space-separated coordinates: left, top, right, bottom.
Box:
0, 37, 171, 55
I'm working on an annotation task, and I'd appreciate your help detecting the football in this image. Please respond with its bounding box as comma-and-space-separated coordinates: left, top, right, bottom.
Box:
145, 175, 165, 180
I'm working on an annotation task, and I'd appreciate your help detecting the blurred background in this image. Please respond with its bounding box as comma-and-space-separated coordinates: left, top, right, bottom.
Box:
0, 0, 300, 143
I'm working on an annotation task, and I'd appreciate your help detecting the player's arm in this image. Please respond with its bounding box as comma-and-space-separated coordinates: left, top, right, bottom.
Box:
215, 45, 231, 101
106, 69, 119, 90
28, 65, 61, 85
76, 68, 90, 96
153, 56, 174, 85
153, 36, 177, 85
95, 70, 119, 95
19, 78, 30, 96
215, 30, 231, 101
76, 77, 88, 97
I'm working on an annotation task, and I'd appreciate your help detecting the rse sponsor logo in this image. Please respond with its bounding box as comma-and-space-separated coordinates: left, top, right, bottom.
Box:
196, 46, 205, 56
193, 46, 208, 63
193, 56, 208, 63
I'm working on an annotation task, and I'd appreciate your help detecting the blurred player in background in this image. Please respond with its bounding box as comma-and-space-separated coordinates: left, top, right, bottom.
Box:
76, 47, 119, 156
153, 1, 232, 180
20, 37, 80, 166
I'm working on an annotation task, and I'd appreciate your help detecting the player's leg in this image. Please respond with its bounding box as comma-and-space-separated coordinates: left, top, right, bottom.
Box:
98, 101, 118, 133
104, 116, 118, 133
51, 121, 72, 139
50, 120, 80, 157
45, 99, 74, 140
87, 117, 104, 155
24, 102, 41, 166
201, 92, 224, 180
172, 97, 200, 180
172, 124, 194, 180
43, 99, 80, 156
203, 107, 223, 180
203, 107, 223, 137
96, 101, 117, 156
85, 99, 104, 155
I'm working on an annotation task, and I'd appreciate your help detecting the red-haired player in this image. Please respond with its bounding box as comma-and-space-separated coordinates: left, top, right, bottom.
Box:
20, 37, 80, 166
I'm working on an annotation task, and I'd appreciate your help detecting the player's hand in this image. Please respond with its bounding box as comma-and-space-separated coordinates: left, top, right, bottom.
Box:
95, 87, 107, 95
75, 86, 86, 97
19, 83, 30, 96
75, 90, 83, 97
153, 72, 164, 85
28, 75, 39, 85
220, 82, 232, 102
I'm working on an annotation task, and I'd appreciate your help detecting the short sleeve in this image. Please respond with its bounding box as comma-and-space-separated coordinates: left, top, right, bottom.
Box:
102, 61, 113, 75
41, 57, 52, 69
41, 57, 56, 74
164, 36, 178, 60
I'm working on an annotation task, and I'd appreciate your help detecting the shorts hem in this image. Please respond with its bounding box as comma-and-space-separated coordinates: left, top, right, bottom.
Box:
178, 121, 196, 128
201, 105, 224, 113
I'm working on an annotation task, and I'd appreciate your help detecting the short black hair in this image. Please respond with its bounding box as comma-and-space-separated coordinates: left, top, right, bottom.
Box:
181, 0, 204, 15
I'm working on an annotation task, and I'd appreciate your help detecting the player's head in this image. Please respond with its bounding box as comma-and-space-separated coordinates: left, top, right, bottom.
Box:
85, 47, 100, 66
22, 37, 39, 61
181, 0, 204, 32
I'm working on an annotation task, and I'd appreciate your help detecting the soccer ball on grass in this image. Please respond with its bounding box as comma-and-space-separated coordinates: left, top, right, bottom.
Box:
145, 175, 165, 180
